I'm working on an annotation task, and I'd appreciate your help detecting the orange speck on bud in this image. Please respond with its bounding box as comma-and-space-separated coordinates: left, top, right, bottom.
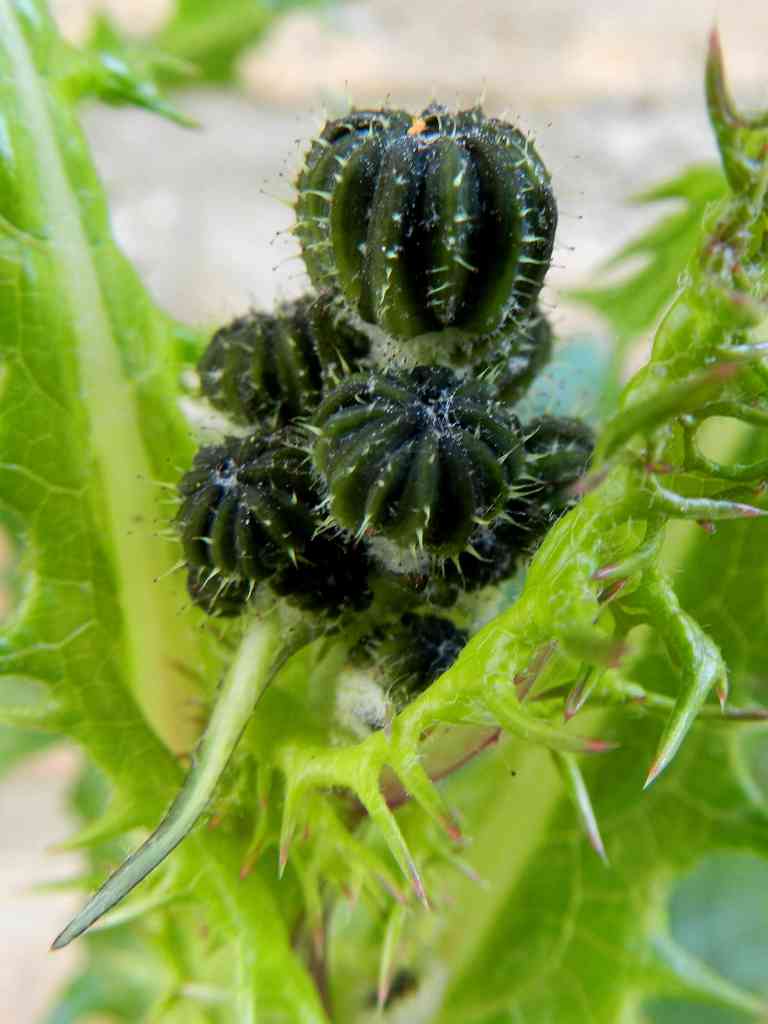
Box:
407, 116, 428, 136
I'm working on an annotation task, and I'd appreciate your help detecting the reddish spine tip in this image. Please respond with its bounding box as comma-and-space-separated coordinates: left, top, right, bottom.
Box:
643, 758, 663, 790
712, 361, 739, 381
736, 504, 766, 518
411, 870, 429, 909
592, 563, 618, 581
572, 465, 610, 496
697, 519, 716, 534
741, 708, 768, 721
590, 831, 610, 866
608, 641, 628, 669
708, 24, 722, 57
585, 738, 619, 754
564, 682, 585, 720
598, 579, 628, 605
513, 670, 534, 702
444, 818, 463, 843
377, 982, 390, 1012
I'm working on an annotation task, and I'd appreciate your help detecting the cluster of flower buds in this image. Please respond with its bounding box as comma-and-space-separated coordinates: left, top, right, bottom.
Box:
176, 105, 594, 692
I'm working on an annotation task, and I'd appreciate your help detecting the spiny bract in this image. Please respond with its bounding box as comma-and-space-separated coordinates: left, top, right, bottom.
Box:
311, 365, 525, 556
295, 105, 557, 342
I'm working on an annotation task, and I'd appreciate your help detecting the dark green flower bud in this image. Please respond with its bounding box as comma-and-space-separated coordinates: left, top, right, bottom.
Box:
379, 613, 468, 705
445, 517, 542, 592
443, 418, 595, 585
295, 106, 556, 341
525, 416, 595, 494
186, 567, 251, 618
306, 291, 372, 384
176, 431, 318, 581
312, 366, 524, 556
372, 561, 462, 610
197, 293, 371, 426
270, 535, 373, 617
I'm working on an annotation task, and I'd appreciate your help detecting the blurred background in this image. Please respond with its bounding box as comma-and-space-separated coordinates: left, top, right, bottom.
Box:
3, 0, 768, 1018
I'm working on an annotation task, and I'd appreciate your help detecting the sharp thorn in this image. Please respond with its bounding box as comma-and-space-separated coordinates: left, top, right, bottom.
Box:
643, 757, 663, 790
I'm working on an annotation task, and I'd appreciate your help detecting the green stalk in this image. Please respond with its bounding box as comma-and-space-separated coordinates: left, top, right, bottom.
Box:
52, 611, 303, 949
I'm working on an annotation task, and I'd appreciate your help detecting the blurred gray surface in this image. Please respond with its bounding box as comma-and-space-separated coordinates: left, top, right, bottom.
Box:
83, 92, 716, 336
4, 1, 768, 1020
0, 749, 81, 1021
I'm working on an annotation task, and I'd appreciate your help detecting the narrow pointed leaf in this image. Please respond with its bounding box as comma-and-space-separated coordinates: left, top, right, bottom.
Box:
52, 615, 285, 949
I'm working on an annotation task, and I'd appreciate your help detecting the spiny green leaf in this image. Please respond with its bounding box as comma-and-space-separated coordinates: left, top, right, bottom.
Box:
669, 427, 768, 703
569, 164, 727, 349
75, 14, 197, 124
432, 720, 768, 1024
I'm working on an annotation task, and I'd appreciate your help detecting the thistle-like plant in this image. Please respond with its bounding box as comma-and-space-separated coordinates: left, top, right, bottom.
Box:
3, 4, 768, 1022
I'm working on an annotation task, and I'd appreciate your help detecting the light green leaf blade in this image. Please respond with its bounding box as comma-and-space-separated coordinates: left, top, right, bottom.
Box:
0, 0, 201, 820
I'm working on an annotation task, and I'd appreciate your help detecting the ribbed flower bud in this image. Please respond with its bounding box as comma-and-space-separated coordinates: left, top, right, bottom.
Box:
312, 365, 524, 556
295, 106, 556, 342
